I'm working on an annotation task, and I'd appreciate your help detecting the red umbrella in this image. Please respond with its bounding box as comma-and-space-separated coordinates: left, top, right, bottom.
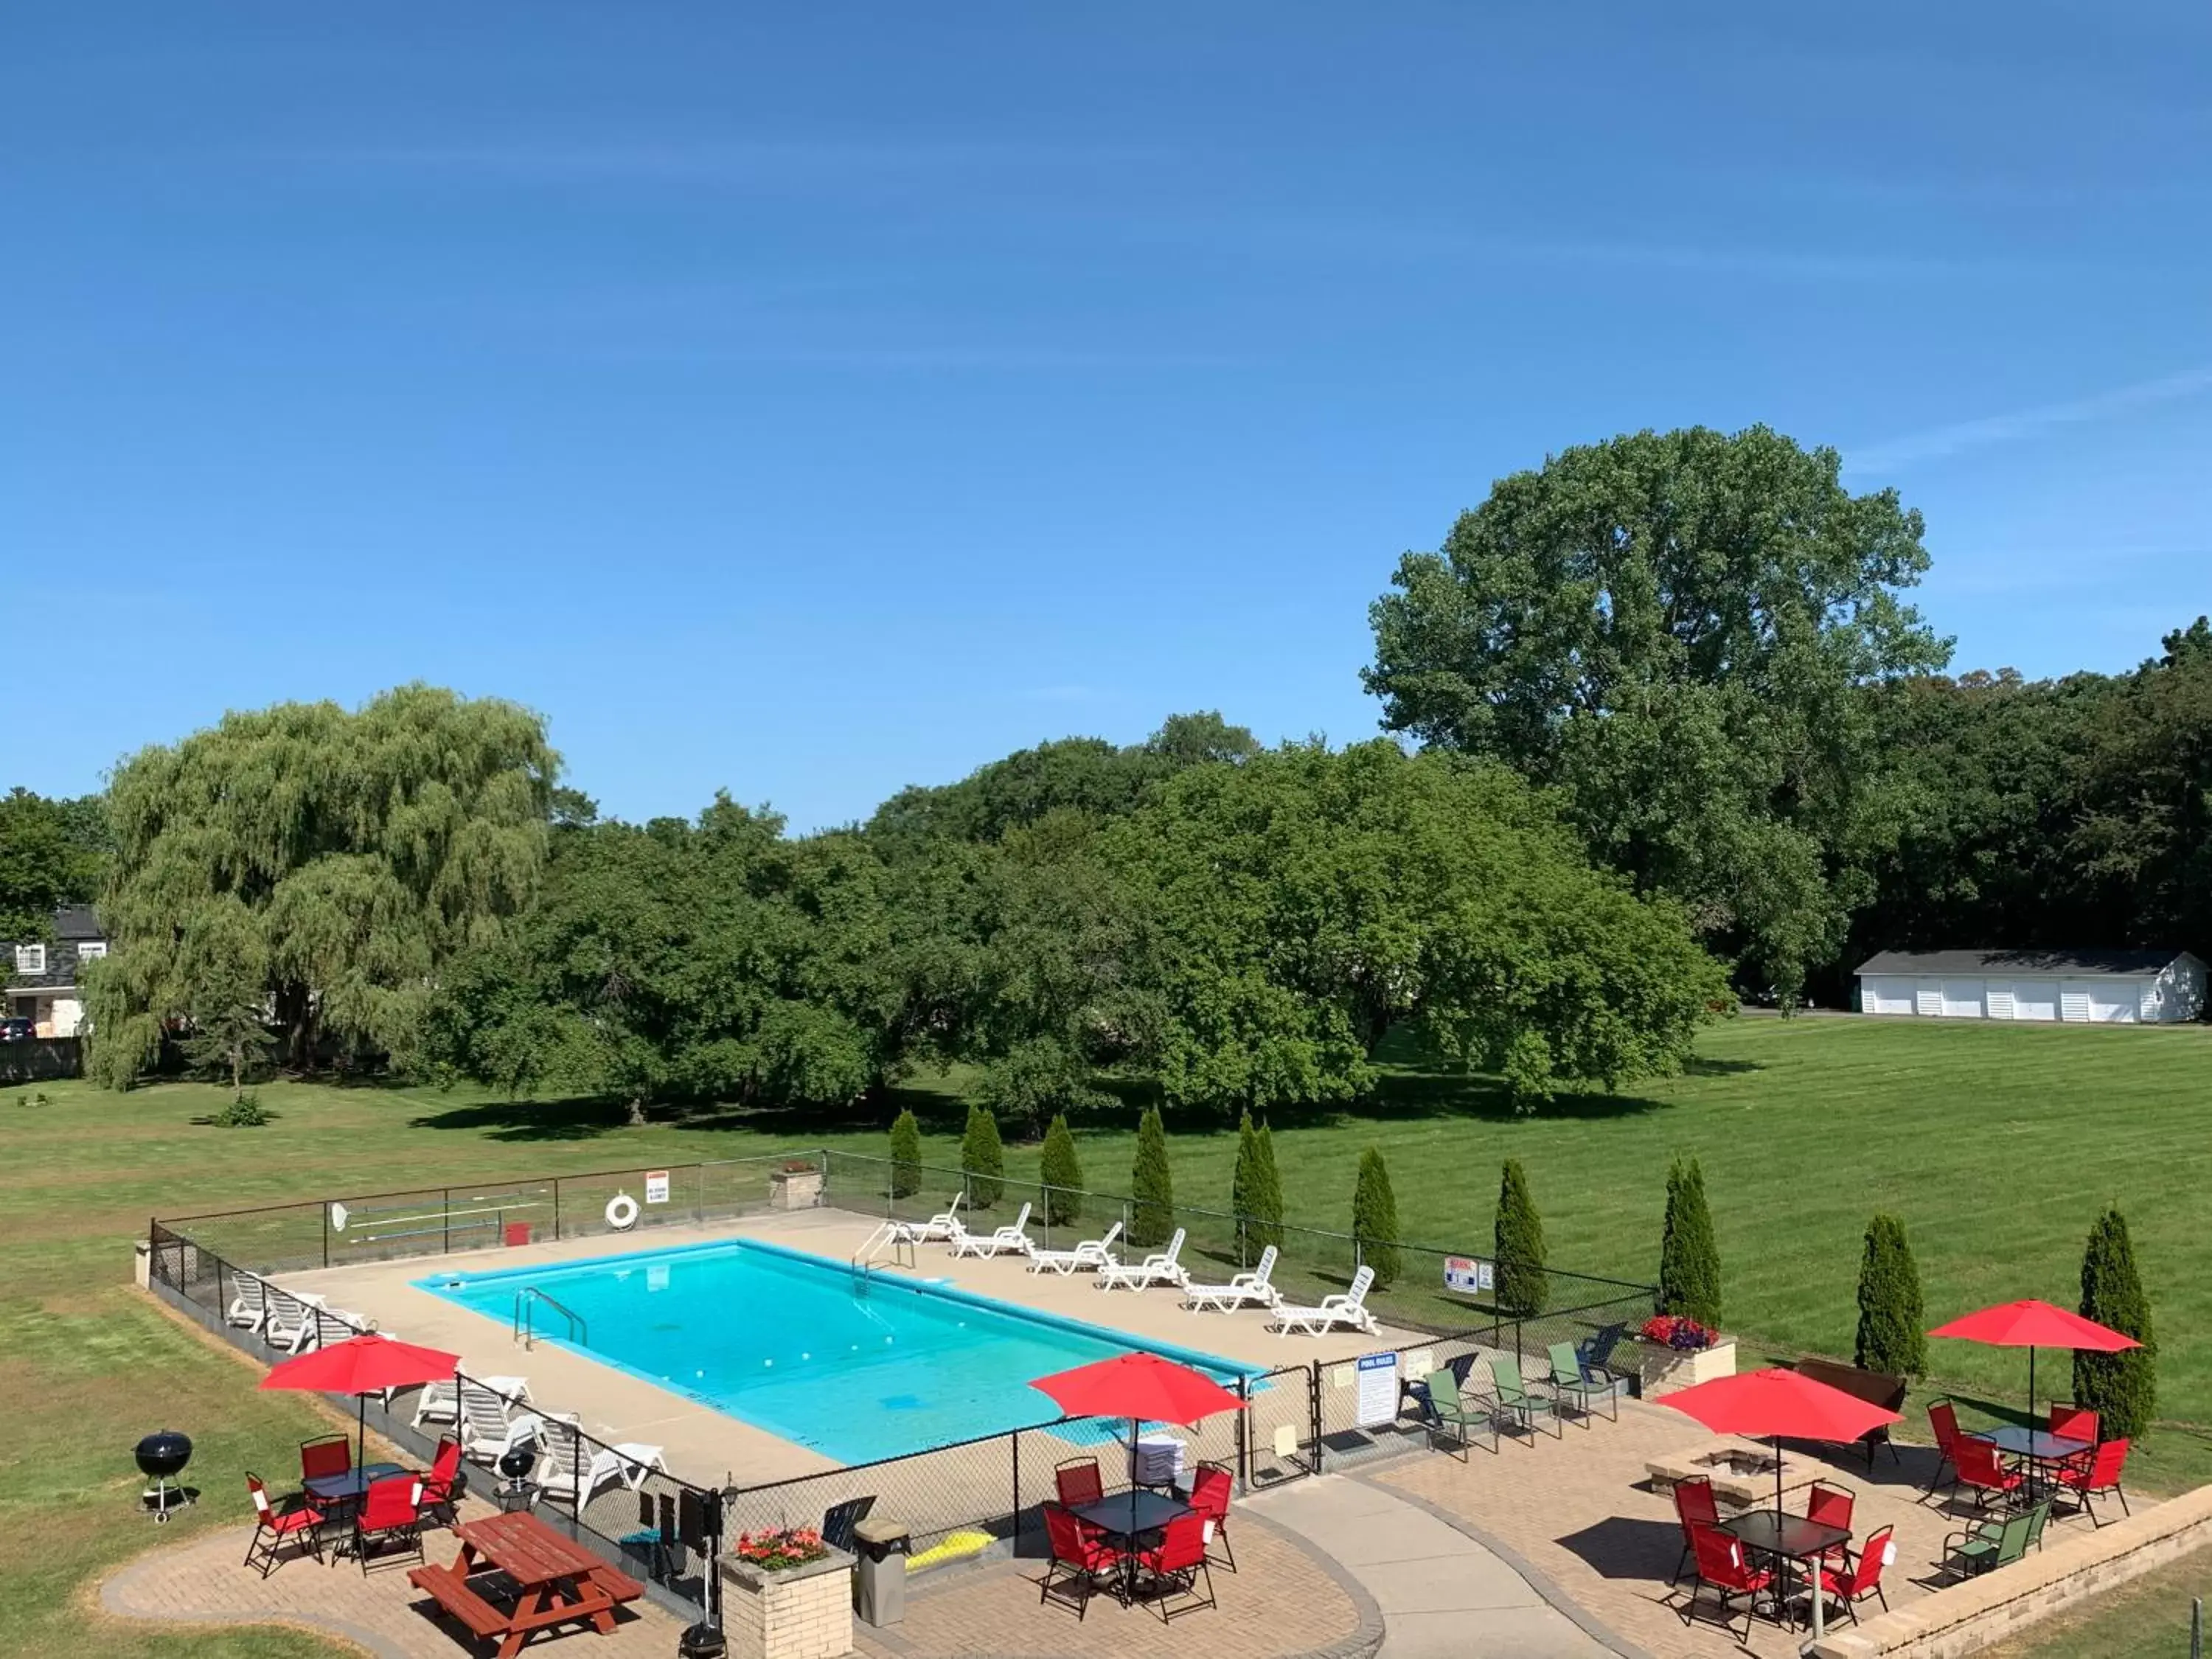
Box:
1031, 1353, 1248, 1536
261, 1333, 462, 1475
1660, 1368, 1902, 1517
1928, 1299, 2140, 1430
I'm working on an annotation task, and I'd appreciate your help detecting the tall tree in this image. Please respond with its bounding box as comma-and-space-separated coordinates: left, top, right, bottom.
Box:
1105, 741, 1727, 1110
1249, 1121, 1285, 1252
1658, 1157, 1723, 1328
1493, 1158, 1548, 1319
177, 896, 277, 1102
887, 1108, 923, 1200
1853, 1213, 1926, 1378
0, 787, 107, 941
960, 1103, 1006, 1208
423, 796, 893, 1121
1128, 1105, 1175, 1248
2076, 1206, 2157, 1440
1039, 1112, 1083, 1226
89, 686, 555, 1085
1366, 425, 1948, 1001
1352, 1147, 1402, 1290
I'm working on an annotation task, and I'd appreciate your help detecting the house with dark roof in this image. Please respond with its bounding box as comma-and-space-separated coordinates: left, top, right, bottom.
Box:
4, 904, 106, 1037
1855, 947, 2206, 1024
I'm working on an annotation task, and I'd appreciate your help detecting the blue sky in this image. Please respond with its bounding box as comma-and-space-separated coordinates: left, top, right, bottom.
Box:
8, 3, 2209, 828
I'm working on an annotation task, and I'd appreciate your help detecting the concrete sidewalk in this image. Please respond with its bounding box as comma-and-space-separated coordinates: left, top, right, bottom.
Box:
1248, 1474, 1634, 1659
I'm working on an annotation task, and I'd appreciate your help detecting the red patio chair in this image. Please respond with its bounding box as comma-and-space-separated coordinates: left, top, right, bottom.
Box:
2048, 1402, 2098, 1445
299, 1434, 352, 1484
1680, 1523, 1774, 1645
1670, 1476, 1718, 1584
2051, 1437, 2131, 1526
1040, 1503, 1124, 1621
2047, 1403, 2100, 1481
1925, 1401, 1964, 1500
243, 1472, 326, 1577
1189, 1461, 1236, 1571
352, 1475, 425, 1574
1815, 1523, 1894, 1626
1804, 1480, 1856, 1568
1134, 1511, 1217, 1623
1054, 1457, 1105, 1509
1953, 1436, 2025, 1511
419, 1435, 464, 1527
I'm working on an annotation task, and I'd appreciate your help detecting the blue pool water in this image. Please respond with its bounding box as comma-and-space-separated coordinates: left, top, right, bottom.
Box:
416, 1238, 1257, 1464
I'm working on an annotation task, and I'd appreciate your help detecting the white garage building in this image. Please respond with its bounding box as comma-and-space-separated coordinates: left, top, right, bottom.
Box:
1856, 948, 2208, 1024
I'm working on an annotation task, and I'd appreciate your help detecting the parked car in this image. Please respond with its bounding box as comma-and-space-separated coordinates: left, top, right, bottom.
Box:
0, 1016, 35, 1042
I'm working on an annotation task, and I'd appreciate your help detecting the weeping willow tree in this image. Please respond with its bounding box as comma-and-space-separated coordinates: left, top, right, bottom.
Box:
86, 686, 555, 1085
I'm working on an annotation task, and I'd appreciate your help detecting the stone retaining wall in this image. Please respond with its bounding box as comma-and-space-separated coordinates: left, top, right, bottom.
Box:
1809, 1483, 2212, 1659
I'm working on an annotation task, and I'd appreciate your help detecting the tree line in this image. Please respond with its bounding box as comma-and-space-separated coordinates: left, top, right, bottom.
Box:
9, 422, 2208, 1114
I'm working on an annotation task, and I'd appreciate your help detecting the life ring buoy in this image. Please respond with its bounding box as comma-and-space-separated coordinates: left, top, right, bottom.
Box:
605, 1193, 639, 1231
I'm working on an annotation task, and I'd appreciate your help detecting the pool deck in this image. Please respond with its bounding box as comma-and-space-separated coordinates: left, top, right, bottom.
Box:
279, 1207, 1413, 1488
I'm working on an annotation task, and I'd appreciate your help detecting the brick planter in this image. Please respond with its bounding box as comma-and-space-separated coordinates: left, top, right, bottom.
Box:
771, 1167, 823, 1211
721, 1547, 855, 1659
1636, 1336, 1736, 1398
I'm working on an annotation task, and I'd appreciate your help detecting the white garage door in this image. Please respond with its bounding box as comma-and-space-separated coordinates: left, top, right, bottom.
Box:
2009, 981, 2059, 1022
1940, 979, 1987, 1018
1862, 976, 1916, 1015
2089, 981, 2139, 1023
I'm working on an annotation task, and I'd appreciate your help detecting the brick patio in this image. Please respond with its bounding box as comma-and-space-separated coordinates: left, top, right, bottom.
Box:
854, 1509, 1378, 1659
101, 1499, 684, 1658
1375, 1395, 2127, 1659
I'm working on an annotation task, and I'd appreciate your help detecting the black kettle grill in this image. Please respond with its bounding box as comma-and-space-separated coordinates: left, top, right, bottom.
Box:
135, 1430, 195, 1522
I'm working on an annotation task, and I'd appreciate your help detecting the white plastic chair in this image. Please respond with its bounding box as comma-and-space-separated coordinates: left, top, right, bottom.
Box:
948, 1201, 1033, 1258
1269, 1264, 1380, 1337
1026, 1221, 1122, 1276
889, 1192, 966, 1244
1097, 1227, 1187, 1293
225, 1272, 270, 1332
414, 1375, 529, 1429
1184, 1245, 1281, 1313
462, 1408, 544, 1467
262, 1287, 327, 1354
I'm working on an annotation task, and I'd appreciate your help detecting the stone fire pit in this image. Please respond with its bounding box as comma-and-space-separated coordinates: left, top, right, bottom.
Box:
1645, 1436, 1820, 1511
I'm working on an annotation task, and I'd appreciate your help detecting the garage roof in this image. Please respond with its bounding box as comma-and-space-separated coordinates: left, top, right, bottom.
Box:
1856, 947, 2189, 978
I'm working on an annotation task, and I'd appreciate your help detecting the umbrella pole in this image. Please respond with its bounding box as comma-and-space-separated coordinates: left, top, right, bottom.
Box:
357, 1394, 366, 1483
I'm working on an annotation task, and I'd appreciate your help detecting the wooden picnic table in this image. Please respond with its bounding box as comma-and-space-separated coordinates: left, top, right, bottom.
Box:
408, 1511, 642, 1659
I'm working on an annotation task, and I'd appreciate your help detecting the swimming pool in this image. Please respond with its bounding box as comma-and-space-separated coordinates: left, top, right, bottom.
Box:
417, 1238, 1258, 1464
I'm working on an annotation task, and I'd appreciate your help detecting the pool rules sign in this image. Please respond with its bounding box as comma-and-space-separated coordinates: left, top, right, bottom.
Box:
1355, 1350, 1399, 1428
644, 1170, 670, 1205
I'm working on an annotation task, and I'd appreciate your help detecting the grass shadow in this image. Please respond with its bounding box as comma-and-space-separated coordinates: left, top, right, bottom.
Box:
405, 1096, 633, 1141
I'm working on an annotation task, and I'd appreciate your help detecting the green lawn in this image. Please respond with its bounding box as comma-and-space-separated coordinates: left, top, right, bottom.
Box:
7, 1012, 2212, 1655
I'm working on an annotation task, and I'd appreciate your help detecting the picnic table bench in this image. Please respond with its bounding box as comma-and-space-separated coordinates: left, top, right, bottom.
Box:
408, 1511, 642, 1658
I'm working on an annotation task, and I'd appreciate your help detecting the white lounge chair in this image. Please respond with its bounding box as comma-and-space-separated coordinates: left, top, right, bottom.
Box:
225, 1272, 270, 1332
262, 1287, 327, 1354
463, 1408, 545, 1468
890, 1192, 967, 1245
1097, 1227, 1187, 1293
414, 1375, 530, 1430
1026, 1221, 1122, 1276
949, 1201, 1033, 1258
1184, 1245, 1281, 1313
535, 1423, 667, 1509
1269, 1265, 1380, 1338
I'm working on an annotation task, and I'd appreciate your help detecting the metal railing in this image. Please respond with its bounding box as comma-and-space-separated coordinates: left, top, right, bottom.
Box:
144, 1220, 723, 1618
513, 1286, 588, 1350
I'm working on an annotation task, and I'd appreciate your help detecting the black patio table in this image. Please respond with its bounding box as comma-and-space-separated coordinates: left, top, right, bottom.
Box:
1071, 1491, 1194, 1603
1971, 1425, 2090, 1499
1719, 1512, 1851, 1631
303, 1461, 408, 1506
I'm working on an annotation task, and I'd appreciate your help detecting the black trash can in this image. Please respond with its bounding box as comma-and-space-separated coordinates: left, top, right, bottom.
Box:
852, 1517, 911, 1627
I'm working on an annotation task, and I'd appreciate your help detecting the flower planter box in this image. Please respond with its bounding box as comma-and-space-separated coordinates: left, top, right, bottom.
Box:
1637, 1336, 1736, 1398
771, 1167, 823, 1211
721, 1546, 854, 1659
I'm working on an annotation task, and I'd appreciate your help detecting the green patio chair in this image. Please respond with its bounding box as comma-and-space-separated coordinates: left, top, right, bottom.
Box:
1487, 1352, 1562, 1441
1943, 1506, 2034, 1578
1546, 1340, 1617, 1427
1422, 1367, 1498, 1461
2022, 1497, 2053, 1553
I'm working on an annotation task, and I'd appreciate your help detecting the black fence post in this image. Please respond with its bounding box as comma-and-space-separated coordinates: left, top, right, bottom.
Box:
1010, 1429, 1022, 1551
1235, 1377, 1251, 1491
321, 1201, 330, 1269
1308, 1362, 1324, 1475
443, 1189, 451, 1253
553, 1178, 562, 1241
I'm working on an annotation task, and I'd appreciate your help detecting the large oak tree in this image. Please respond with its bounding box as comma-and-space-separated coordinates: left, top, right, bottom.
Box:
1366, 425, 1948, 1001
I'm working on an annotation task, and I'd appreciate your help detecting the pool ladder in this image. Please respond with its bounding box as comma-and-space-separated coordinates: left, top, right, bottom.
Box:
851, 1222, 917, 1290
512, 1286, 588, 1351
